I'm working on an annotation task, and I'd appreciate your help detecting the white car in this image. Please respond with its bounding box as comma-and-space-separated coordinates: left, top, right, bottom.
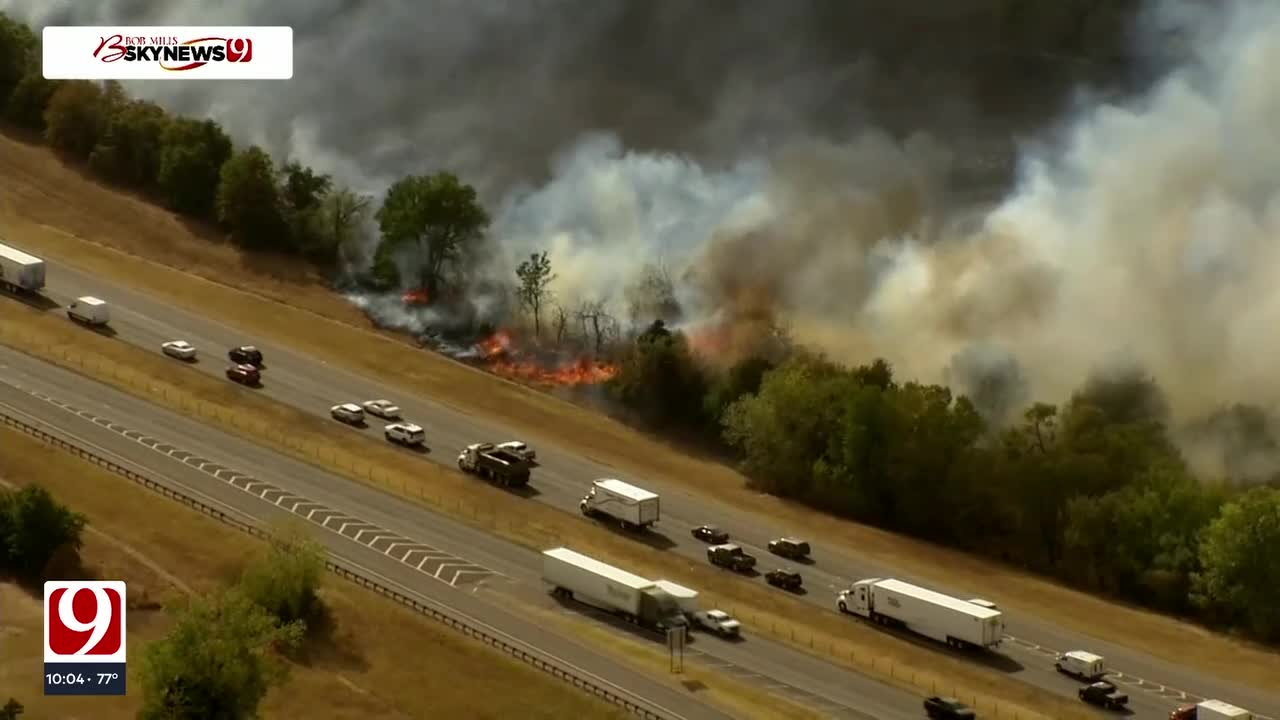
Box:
497, 440, 536, 462
385, 422, 425, 446
362, 399, 401, 420
693, 609, 741, 638
330, 403, 365, 425
160, 340, 197, 360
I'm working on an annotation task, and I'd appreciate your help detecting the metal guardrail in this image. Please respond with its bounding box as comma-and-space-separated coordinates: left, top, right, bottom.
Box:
0, 408, 679, 720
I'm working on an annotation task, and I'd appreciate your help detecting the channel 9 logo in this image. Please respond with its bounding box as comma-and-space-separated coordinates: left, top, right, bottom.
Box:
43, 580, 127, 695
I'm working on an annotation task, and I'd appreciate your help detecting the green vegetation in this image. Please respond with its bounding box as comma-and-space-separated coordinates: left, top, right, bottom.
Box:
0, 485, 86, 582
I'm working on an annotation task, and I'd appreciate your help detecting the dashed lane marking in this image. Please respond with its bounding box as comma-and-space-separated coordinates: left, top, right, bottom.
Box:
15, 385, 498, 589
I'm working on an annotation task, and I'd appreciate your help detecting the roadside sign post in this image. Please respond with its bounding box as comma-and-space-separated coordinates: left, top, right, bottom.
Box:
667, 626, 685, 674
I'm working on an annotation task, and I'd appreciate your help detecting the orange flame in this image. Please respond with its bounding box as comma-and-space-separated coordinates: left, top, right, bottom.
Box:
475, 329, 617, 386
402, 288, 432, 306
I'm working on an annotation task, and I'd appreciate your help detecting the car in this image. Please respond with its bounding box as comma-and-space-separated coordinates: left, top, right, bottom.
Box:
160, 340, 197, 360
496, 440, 536, 462
362, 399, 401, 420
228, 345, 263, 366
923, 696, 976, 719
1078, 681, 1128, 710
691, 525, 729, 544
768, 537, 811, 560
692, 609, 741, 638
764, 568, 803, 591
330, 403, 365, 425
225, 364, 260, 386
385, 422, 425, 446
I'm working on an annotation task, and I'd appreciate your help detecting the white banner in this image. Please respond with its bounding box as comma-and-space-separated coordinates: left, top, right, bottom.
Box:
43, 26, 293, 80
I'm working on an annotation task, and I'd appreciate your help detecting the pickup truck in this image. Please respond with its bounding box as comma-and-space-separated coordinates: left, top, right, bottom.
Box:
1079, 681, 1129, 710
693, 610, 741, 638
707, 544, 756, 573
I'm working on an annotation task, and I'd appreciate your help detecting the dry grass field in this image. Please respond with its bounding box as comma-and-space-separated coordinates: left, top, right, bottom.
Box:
1, 131, 1276, 695
0, 425, 642, 720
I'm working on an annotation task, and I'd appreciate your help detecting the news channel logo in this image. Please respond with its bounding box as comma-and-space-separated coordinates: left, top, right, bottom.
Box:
42, 26, 293, 80
43, 580, 127, 696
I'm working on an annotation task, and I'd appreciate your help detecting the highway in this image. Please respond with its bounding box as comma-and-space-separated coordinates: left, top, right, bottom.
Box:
0, 345, 925, 720
28, 261, 1280, 717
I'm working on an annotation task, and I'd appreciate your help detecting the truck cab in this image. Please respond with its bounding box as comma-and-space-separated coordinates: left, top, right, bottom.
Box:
837, 579, 875, 616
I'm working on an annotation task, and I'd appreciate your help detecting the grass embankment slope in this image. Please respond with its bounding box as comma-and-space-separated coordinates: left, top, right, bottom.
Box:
0, 427, 632, 720
1, 131, 1276, 694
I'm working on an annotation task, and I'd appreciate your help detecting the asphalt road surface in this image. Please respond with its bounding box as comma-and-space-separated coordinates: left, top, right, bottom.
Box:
28, 261, 1279, 717
0, 345, 925, 720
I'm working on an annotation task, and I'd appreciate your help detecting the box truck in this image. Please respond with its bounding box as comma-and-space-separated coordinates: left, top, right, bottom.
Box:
542, 547, 686, 632
580, 478, 660, 529
1170, 700, 1254, 720
0, 242, 45, 293
837, 577, 1004, 650
67, 296, 110, 326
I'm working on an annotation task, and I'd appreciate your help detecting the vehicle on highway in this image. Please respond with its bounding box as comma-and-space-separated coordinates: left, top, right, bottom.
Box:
67, 296, 110, 326
1054, 650, 1107, 682
653, 579, 698, 619
228, 345, 263, 366
362, 399, 401, 420
923, 696, 975, 719
542, 547, 687, 632
692, 609, 741, 638
330, 403, 365, 425
1078, 681, 1128, 710
691, 524, 729, 544
1170, 700, 1254, 720
225, 363, 260, 386
580, 478, 660, 530
767, 537, 811, 560
384, 422, 425, 447
160, 340, 197, 361
0, 241, 45, 293
707, 543, 756, 573
457, 442, 532, 487
837, 577, 1004, 650
496, 440, 536, 462
765, 568, 802, 591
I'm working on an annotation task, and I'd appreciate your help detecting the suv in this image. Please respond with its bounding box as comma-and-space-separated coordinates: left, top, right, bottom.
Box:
385, 422, 425, 446
768, 537, 811, 560
1078, 681, 1128, 710
228, 345, 263, 366
691, 525, 729, 544
225, 364, 260, 386
330, 403, 365, 425
924, 696, 975, 720
707, 544, 756, 573
765, 569, 803, 591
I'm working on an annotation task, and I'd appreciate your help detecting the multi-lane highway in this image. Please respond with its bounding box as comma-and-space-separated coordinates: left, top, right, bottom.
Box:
20, 259, 1280, 718
0, 345, 926, 720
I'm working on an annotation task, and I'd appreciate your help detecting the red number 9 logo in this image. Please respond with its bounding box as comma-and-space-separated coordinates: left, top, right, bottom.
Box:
226, 38, 253, 63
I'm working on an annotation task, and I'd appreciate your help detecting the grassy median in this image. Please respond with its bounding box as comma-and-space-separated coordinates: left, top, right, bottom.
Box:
0, 300, 1090, 720
1, 132, 1275, 697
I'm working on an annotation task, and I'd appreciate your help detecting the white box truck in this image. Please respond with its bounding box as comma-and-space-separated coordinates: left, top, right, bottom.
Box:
1171, 700, 1254, 720
837, 577, 1003, 650
0, 241, 46, 293
542, 547, 687, 632
67, 296, 110, 326
580, 478, 660, 530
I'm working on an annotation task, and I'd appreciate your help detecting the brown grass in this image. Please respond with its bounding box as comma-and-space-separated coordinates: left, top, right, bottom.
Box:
3, 131, 1273, 692
0, 303, 1084, 720
0, 424, 638, 719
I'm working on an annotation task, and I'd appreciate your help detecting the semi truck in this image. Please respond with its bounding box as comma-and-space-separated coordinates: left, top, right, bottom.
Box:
1170, 700, 1254, 720
580, 478, 660, 529
457, 443, 532, 487
0, 242, 46, 293
67, 296, 110, 326
542, 547, 687, 632
837, 577, 1004, 650
653, 579, 699, 618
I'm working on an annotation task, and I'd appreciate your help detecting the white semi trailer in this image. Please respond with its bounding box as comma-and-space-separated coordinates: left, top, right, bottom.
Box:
837, 577, 1004, 650
0, 241, 46, 293
653, 579, 699, 618
542, 547, 686, 632
580, 478, 660, 530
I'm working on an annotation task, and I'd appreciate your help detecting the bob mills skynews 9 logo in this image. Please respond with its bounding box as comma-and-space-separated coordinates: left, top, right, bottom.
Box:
43, 26, 293, 80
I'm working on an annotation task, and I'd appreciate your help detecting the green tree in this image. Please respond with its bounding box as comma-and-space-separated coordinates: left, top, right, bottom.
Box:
5, 71, 59, 131
43, 80, 108, 161
609, 330, 710, 432
217, 146, 287, 249
1195, 487, 1280, 640
375, 172, 489, 295
321, 188, 373, 268
703, 355, 776, 424
89, 98, 171, 189
0, 697, 22, 720
158, 117, 233, 219
516, 251, 556, 338
237, 523, 325, 627
0, 485, 86, 582
278, 161, 332, 258
139, 590, 302, 720
0, 14, 38, 110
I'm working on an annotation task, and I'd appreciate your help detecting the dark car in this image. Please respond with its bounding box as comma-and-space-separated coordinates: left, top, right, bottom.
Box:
768, 537, 811, 560
225, 363, 260, 386
691, 525, 729, 544
1078, 681, 1128, 710
924, 696, 975, 720
764, 569, 802, 591
228, 345, 263, 366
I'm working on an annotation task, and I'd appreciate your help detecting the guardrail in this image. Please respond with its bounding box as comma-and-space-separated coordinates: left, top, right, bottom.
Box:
0, 407, 680, 720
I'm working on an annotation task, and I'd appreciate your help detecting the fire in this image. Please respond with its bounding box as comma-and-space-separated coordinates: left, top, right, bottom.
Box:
402, 288, 431, 306
479, 329, 514, 358
473, 329, 617, 386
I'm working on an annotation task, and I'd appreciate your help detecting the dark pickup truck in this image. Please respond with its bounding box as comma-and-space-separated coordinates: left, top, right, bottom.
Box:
707, 544, 756, 573
1079, 681, 1129, 710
